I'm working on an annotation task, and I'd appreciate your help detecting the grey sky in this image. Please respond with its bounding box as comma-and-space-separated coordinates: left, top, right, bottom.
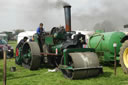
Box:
0, 0, 128, 31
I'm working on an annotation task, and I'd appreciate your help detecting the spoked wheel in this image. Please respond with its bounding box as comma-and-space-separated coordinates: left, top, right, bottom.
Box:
120, 40, 128, 74
21, 42, 41, 70
60, 52, 102, 79
50, 27, 59, 35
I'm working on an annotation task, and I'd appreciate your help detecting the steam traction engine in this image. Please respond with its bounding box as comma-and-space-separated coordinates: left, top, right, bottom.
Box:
15, 5, 102, 79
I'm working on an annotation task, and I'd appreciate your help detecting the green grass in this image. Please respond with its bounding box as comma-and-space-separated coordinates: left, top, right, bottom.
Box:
0, 41, 128, 85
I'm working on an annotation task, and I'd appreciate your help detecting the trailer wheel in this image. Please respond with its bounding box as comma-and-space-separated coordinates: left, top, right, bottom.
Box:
21, 42, 41, 70
120, 40, 128, 74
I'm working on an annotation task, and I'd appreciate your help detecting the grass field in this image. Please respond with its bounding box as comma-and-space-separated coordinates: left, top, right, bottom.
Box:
0, 41, 128, 85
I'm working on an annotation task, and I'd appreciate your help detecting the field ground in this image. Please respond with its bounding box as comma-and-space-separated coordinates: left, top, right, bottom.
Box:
0, 41, 128, 85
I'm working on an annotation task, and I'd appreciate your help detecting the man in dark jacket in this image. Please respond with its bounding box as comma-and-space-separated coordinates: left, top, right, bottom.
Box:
16, 37, 28, 48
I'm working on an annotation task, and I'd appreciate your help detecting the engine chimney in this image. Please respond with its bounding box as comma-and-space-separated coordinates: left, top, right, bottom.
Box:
64, 5, 71, 32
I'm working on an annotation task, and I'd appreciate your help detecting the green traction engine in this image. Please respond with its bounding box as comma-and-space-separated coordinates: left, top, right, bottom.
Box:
15, 5, 102, 79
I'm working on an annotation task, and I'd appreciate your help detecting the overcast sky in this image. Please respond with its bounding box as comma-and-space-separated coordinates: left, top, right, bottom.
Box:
0, 0, 128, 31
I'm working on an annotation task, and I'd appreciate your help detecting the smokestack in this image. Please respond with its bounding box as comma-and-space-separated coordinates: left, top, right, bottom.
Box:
124, 24, 128, 28
64, 5, 71, 32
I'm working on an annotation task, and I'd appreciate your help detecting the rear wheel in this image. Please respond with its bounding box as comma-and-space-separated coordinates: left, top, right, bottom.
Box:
15, 48, 22, 65
120, 40, 128, 73
21, 42, 41, 70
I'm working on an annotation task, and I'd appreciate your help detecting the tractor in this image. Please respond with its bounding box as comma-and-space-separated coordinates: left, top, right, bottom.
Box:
119, 35, 128, 74
15, 5, 102, 79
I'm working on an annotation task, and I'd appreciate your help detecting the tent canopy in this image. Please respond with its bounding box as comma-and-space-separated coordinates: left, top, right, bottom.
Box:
17, 31, 36, 43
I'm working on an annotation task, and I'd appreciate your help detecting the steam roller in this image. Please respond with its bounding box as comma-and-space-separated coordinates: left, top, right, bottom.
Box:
15, 5, 102, 79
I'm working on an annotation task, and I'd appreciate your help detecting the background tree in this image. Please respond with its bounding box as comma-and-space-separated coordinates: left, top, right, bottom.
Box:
14, 29, 25, 35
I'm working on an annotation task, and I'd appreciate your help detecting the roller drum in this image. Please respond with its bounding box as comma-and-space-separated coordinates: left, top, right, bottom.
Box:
61, 52, 102, 79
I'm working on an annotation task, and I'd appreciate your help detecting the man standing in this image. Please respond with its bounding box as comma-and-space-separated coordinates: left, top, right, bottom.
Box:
16, 37, 28, 48
36, 23, 45, 35
36, 23, 45, 51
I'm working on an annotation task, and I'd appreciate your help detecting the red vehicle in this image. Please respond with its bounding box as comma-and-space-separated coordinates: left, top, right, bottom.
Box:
0, 39, 14, 58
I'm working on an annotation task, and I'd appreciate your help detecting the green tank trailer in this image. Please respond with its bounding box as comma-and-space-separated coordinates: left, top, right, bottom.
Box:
88, 30, 128, 74
88, 32, 125, 61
